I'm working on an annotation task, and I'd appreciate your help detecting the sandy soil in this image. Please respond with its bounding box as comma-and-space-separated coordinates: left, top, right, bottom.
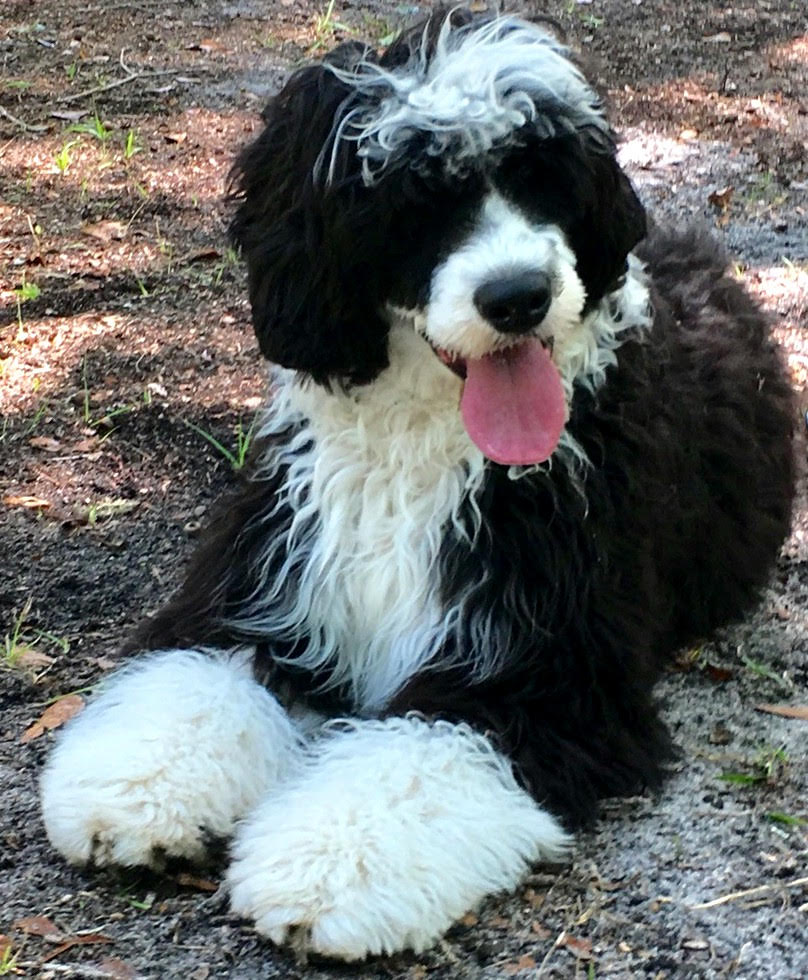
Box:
1, 1, 806, 977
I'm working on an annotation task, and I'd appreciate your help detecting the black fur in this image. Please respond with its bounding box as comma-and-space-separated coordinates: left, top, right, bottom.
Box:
131, 9, 794, 831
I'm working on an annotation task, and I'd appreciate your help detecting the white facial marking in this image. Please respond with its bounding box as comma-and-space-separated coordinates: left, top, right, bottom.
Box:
424, 193, 586, 360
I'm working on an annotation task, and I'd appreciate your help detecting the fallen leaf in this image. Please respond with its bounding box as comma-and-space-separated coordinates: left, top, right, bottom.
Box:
97, 958, 137, 980
705, 663, 733, 683
191, 38, 232, 54
41, 932, 113, 963
708, 186, 734, 212
72, 437, 100, 453
21, 695, 84, 743
503, 954, 537, 974
558, 932, 593, 959
16, 646, 55, 670
81, 220, 127, 243
175, 872, 218, 892
755, 703, 808, 721
459, 911, 478, 926
163, 131, 187, 144
14, 916, 63, 941
29, 436, 62, 452
0, 935, 11, 956
2, 494, 51, 510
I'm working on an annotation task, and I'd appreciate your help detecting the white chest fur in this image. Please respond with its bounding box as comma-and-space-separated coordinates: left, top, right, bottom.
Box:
246, 327, 485, 713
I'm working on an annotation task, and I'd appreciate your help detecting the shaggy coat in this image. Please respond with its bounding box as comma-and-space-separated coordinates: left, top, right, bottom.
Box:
41, 7, 794, 961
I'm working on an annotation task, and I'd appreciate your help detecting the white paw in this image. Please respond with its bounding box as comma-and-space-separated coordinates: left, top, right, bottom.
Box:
41, 649, 303, 867
228, 716, 570, 960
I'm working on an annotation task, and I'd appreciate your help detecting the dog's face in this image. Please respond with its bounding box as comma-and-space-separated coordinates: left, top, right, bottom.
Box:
230, 9, 646, 464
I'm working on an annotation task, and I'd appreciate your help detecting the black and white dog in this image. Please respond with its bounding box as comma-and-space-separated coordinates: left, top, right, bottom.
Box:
42, 7, 794, 961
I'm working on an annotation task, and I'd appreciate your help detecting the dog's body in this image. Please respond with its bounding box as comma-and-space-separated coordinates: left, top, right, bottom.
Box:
42, 9, 793, 960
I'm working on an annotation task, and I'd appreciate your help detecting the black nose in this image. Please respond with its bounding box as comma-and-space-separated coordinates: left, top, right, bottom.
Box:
473, 271, 553, 334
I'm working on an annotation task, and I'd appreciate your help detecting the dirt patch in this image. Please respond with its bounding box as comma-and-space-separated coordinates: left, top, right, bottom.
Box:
2, 2, 807, 978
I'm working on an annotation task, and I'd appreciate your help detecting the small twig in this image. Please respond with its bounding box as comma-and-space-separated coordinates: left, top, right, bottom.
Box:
119, 47, 138, 78
690, 876, 808, 910
0, 105, 48, 133
57, 68, 181, 104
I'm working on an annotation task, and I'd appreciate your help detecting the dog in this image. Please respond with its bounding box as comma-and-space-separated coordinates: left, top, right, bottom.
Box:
41, 7, 794, 961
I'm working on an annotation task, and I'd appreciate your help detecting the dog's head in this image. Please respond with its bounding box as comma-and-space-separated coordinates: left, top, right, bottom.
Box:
230, 7, 647, 465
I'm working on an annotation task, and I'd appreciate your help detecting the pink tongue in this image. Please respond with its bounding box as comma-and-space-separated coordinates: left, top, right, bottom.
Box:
460, 340, 566, 465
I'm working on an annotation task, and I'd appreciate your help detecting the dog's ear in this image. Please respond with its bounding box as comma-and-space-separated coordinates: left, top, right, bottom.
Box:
229, 44, 391, 387
567, 141, 647, 306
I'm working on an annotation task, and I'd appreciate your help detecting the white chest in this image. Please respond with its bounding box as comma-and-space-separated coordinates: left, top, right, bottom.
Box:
260, 328, 485, 711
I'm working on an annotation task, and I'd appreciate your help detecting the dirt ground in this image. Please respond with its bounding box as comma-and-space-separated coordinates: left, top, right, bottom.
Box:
1, 1, 807, 977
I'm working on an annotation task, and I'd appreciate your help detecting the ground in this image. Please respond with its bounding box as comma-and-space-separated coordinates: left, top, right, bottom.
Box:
1, 1, 807, 977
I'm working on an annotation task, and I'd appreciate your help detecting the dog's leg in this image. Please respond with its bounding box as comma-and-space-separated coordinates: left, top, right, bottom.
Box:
227, 715, 570, 960
40, 648, 304, 867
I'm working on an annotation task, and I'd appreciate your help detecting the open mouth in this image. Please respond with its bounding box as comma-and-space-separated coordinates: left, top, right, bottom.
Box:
428, 335, 565, 467
431, 336, 555, 381
433, 346, 468, 379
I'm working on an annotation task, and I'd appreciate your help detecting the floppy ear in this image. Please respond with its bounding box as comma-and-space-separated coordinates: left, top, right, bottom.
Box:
229, 43, 391, 387
567, 141, 647, 306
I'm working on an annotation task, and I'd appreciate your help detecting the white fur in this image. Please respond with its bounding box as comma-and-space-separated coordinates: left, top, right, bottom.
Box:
40, 648, 304, 866
425, 193, 587, 359
230, 327, 487, 712
228, 714, 570, 960
323, 15, 607, 184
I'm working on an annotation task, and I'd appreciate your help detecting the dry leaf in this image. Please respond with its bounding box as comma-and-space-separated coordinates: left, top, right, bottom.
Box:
41, 932, 113, 963
756, 703, 808, 721
82, 220, 127, 243
193, 38, 232, 54
503, 954, 537, 974
175, 871, 218, 892
708, 186, 734, 212
459, 911, 478, 926
705, 664, 733, 683
72, 437, 100, 453
0, 935, 11, 956
164, 131, 187, 144
16, 646, 55, 670
29, 436, 62, 452
2, 494, 51, 510
14, 915, 63, 940
21, 695, 84, 743
97, 958, 137, 980
558, 932, 593, 959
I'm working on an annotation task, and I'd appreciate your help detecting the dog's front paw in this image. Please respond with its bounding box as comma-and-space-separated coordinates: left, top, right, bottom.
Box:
41, 649, 303, 867
228, 717, 570, 960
